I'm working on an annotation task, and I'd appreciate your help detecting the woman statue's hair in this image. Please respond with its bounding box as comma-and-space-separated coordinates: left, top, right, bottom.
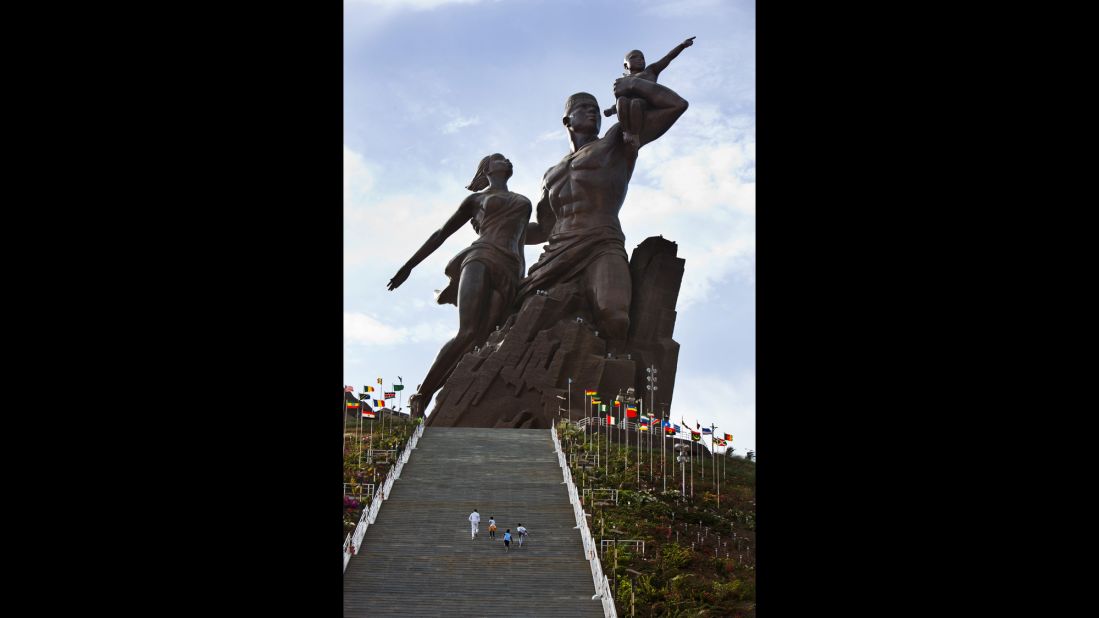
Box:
465, 154, 497, 192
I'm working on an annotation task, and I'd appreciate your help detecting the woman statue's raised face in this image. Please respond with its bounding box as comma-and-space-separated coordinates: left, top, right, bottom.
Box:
487, 154, 513, 179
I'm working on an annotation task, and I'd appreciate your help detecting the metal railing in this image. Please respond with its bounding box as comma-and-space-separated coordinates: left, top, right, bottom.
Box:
600, 539, 645, 559
583, 488, 619, 506
343, 422, 424, 572
552, 425, 618, 618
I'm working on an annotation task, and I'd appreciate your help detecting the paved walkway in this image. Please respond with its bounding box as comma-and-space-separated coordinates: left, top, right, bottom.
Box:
343, 427, 604, 617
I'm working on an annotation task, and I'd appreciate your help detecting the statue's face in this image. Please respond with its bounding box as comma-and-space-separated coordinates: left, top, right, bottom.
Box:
625, 52, 645, 72
565, 100, 601, 136
487, 154, 513, 179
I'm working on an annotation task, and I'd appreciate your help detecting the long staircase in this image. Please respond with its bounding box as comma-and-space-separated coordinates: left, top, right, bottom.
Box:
343, 428, 605, 617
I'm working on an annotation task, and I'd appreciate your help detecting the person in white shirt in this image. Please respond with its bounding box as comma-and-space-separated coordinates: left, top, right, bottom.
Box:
516, 523, 529, 547
468, 509, 481, 539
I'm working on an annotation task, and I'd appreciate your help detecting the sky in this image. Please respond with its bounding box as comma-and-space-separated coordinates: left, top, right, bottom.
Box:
344, 0, 755, 457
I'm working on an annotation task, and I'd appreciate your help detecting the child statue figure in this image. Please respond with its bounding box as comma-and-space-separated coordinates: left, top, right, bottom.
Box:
604, 36, 695, 148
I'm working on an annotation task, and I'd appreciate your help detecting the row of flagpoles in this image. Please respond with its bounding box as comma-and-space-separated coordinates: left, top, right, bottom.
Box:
564, 385, 737, 506
343, 377, 408, 484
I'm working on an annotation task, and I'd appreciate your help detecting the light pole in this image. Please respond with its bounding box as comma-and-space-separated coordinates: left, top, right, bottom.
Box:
646, 366, 659, 491
674, 443, 687, 498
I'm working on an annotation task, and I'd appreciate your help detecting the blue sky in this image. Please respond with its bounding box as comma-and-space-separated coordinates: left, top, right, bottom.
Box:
344, 0, 755, 456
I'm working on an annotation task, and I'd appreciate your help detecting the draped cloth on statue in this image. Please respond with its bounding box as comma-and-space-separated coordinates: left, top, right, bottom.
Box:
436, 191, 530, 307
515, 225, 628, 302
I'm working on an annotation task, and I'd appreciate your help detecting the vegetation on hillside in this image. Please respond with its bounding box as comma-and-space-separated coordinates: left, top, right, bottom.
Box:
558, 419, 756, 618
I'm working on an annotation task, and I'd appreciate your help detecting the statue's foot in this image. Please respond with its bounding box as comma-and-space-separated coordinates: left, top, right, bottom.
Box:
409, 393, 425, 418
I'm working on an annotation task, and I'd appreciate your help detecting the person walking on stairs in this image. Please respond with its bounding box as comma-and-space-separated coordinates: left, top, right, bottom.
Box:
488, 516, 498, 540
516, 523, 529, 547
468, 509, 481, 539
503, 529, 512, 552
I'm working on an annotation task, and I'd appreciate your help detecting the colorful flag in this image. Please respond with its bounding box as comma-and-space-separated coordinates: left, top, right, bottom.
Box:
591, 398, 601, 405
384, 392, 395, 399
374, 399, 385, 407
691, 431, 701, 441
344, 385, 354, 393
584, 390, 597, 396
665, 425, 676, 434
639, 415, 649, 424
600, 404, 607, 412
639, 424, 648, 431
365, 386, 375, 393
606, 415, 616, 425
393, 384, 404, 391
362, 408, 376, 419
713, 438, 727, 446
626, 408, 638, 418
613, 400, 621, 407
702, 427, 713, 435
346, 401, 360, 409
673, 423, 681, 432
377, 378, 383, 385
725, 433, 733, 441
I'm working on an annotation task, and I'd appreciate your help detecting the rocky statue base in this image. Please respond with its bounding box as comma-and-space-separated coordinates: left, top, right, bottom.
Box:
426, 236, 684, 428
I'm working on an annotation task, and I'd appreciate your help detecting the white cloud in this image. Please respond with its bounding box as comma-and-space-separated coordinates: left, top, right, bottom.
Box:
618, 104, 756, 307
671, 369, 756, 454
345, 311, 455, 346
442, 115, 482, 134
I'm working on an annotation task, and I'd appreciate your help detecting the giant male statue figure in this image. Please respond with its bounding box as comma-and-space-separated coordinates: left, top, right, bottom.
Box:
516, 74, 688, 354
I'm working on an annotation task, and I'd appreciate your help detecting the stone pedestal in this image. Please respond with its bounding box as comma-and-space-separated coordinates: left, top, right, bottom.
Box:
426, 236, 684, 428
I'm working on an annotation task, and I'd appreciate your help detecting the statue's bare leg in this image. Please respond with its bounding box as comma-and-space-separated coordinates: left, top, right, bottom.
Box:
411, 261, 496, 417
585, 253, 632, 354
627, 99, 644, 149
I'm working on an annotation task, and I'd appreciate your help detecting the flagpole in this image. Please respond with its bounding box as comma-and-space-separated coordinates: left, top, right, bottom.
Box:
713, 423, 720, 508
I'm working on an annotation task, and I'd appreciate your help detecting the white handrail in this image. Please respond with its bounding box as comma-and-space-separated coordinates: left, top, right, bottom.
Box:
344, 422, 425, 572
552, 425, 618, 618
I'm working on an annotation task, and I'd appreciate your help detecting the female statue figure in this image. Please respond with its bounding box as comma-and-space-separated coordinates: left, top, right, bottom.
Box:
387, 154, 532, 418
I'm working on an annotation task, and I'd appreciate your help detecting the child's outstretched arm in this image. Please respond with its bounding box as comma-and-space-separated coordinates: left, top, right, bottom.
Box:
647, 36, 696, 77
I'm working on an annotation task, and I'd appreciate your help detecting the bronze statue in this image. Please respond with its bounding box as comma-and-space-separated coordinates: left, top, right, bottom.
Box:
604, 37, 695, 148
516, 54, 690, 355
387, 154, 532, 417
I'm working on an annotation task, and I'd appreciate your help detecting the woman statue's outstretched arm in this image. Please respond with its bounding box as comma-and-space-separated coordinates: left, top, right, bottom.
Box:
388, 194, 478, 290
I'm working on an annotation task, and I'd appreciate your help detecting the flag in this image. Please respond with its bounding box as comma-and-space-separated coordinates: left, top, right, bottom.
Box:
377, 378, 383, 385
639, 415, 649, 424
591, 398, 601, 405
725, 433, 733, 441
626, 408, 638, 418
346, 401, 360, 409
374, 399, 385, 407
362, 408, 376, 419
713, 438, 727, 446
702, 427, 712, 435
606, 415, 616, 425
344, 385, 354, 393
665, 425, 676, 434
639, 424, 648, 431
691, 431, 701, 441
393, 384, 404, 391
584, 390, 597, 396
384, 392, 395, 399
673, 423, 681, 432
695, 421, 701, 430
365, 386, 375, 393
600, 404, 607, 412
614, 400, 621, 407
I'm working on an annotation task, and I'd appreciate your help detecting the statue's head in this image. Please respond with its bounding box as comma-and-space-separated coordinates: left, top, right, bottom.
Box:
466, 153, 512, 192
624, 50, 645, 72
562, 92, 601, 136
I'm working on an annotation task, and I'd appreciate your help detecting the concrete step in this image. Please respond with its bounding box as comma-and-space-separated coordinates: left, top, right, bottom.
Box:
343, 428, 604, 617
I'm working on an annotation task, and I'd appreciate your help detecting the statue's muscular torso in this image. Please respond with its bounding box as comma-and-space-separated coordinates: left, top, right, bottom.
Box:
542, 124, 637, 236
